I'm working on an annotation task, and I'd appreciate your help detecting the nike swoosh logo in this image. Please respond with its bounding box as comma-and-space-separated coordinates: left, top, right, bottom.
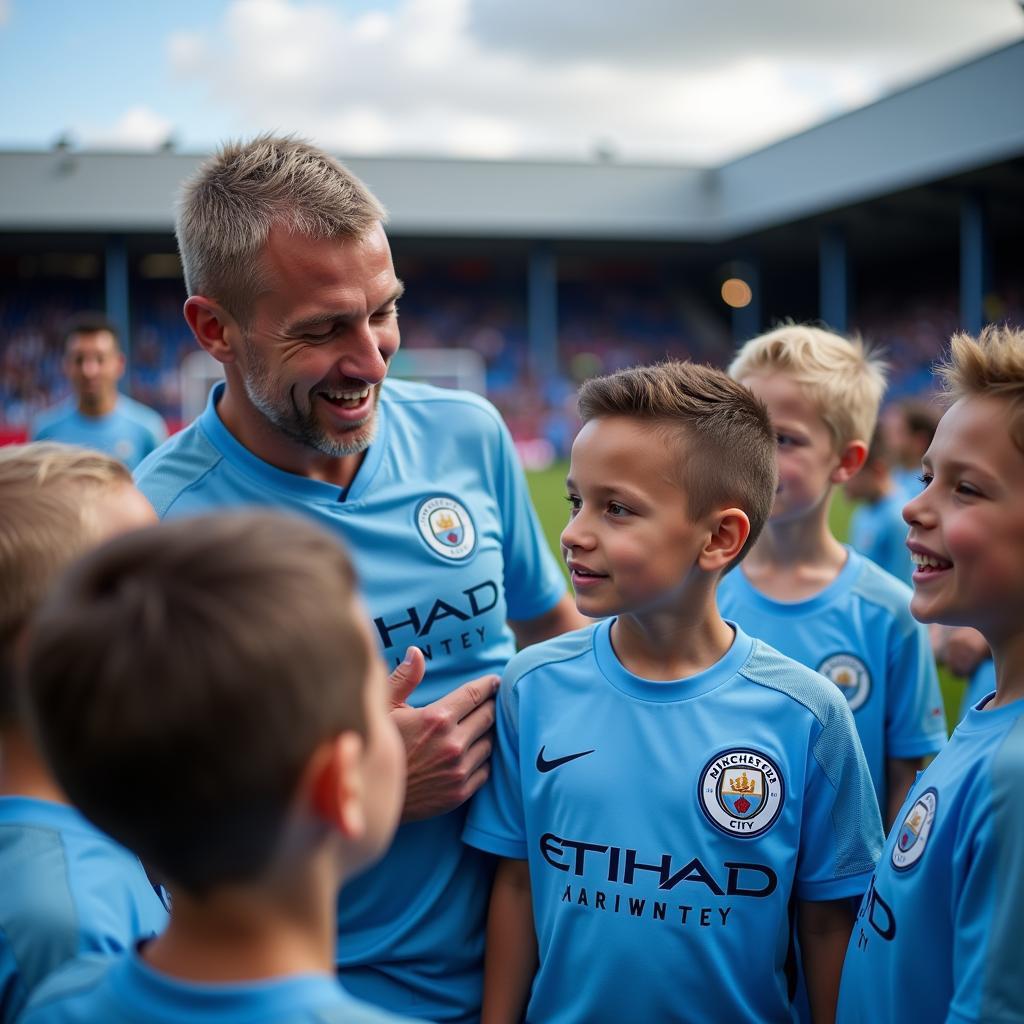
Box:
536, 746, 595, 773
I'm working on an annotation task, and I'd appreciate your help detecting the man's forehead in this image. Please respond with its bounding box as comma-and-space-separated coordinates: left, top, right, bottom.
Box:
67, 330, 118, 353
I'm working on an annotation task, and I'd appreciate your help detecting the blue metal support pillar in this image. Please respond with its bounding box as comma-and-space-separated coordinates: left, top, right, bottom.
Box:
104, 234, 131, 369
731, 259, 761, 347
959, 193, 989, 335
819, 225, 849, 333
528, 241, 558, 379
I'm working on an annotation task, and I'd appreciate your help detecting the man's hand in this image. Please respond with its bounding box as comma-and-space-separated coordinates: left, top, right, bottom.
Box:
388, 646, 500, 822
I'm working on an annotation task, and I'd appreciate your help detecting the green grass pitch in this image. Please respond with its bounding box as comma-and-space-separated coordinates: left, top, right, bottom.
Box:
525, 461, 962, 733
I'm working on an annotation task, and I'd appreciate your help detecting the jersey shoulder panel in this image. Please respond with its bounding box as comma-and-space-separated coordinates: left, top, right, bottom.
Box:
30, 402, 74, 438
18, 954, 111, 1019
739, 639, 848, 726
133, 421, 224, 517
117, 395, 167, 434
850, 556, 918, 636
382, 379, 506, 437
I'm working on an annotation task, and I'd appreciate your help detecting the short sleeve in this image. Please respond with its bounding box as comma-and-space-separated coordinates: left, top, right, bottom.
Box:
885, 617, 947, 760
462, 671, 528, 860
796, 699, 883, 901
491, 416, 566, 623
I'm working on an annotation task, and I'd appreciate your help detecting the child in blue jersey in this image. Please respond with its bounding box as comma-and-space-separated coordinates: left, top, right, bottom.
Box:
464, 361, 882, 1024
18, 513, 421, 1024
720, 326, 946, 828
838, 325, 1024, 1024
844, 427, 913, 585
0, 444, 168, 1023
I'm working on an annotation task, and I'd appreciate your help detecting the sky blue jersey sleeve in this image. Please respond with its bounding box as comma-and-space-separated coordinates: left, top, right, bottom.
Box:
949, 719, 1024, 1024
462, 671, 528, 860
885, 615, 946, 760
796, 699, 883, 901
491, 416, 566, 623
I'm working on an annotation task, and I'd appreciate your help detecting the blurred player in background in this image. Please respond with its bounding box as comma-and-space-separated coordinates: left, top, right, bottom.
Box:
30, 314, 167, 469
135, 135, 581, 1023
838, 325, 1024, 1024
0, 443, 167, 1023
878, 398, 940, 501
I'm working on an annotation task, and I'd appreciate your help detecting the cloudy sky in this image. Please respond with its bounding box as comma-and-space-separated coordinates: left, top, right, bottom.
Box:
1, 0, 1020, 164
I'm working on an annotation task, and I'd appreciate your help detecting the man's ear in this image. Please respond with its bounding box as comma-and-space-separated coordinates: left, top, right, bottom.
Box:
309, 733, 366, 840
184, 296, 240, 365
831, 440, 869, 484
700, 508, 751, 572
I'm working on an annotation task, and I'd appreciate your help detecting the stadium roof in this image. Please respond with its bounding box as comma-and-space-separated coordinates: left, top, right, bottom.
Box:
0, 40, 1021, 242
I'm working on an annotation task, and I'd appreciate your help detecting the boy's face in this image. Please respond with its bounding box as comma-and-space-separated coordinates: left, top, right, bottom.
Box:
560, 416, 709, 618
739, 373, 842, 524
903, 395, 1024, 640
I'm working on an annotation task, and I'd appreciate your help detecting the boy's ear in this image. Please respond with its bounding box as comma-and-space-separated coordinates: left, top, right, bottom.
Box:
183, 296, 240, 365
830, 440, 868, 484
700, 508, 751, 572
309, 733, 367, 840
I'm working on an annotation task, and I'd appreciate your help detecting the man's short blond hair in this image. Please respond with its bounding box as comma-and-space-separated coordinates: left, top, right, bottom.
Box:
938, 324, 1024, 456
728, 324, 888, 449
176, 134, 387, 326
0, 443, 132, 719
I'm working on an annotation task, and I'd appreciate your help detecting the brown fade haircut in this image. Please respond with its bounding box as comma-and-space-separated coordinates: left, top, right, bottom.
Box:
937, 324, 1024, 455
24, 512, 372, 894
0, 443, 132, 724
577, 360, 777, 568
176, 134, 387, 327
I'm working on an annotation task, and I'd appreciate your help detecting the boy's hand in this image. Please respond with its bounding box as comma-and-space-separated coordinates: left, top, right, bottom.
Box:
388, 647, 500, 821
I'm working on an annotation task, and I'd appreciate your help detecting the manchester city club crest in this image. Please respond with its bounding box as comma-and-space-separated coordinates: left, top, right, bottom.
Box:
416, 496, 476, 561
818, 653, 872, 712
891, 788, 938, 871
699, 748, 785, 839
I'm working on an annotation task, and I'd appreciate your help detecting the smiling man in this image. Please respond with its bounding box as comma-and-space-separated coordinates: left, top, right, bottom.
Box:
133, 135, 580, 1023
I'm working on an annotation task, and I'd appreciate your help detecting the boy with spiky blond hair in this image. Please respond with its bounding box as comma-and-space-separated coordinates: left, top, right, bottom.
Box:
0, 443, 167, 1022
838, 324, 1024, 1023
720, 325, 946, 827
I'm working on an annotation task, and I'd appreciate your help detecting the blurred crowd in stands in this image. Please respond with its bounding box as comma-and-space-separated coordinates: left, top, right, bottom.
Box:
3, 270, 1022, 459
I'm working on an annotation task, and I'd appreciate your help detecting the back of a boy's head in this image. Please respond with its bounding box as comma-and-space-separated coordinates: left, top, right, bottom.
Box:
577, 360, 777, 565
939, 324, 1024, 454
24, 511, 370, 895
728, 324, 888, 449
0, 442, 131, 725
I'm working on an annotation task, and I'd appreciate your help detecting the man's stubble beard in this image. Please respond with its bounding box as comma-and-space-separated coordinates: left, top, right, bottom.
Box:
239, 335, 379, 458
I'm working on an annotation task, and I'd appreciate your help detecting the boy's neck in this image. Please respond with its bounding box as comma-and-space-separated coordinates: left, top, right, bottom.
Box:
986, 630, 1024, 710
0, 728, 67, 803
741, 504, 848, 602
144, 849, 341, 984
611, 591, 734, 681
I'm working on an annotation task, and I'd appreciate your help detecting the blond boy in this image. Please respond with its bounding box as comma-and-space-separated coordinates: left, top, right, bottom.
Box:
719, 326, 946, 826
0, 443, 167, 1022
838, 325, 1024, 1023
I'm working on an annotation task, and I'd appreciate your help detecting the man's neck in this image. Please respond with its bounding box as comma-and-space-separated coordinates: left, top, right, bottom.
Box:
143, 853, 340, 984
77, 393, 117, 419
0, 729, 67, 802
216, 383, 365, 488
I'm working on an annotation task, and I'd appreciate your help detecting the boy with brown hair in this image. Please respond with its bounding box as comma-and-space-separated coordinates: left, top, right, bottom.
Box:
19, 511, 419, 1024
464, 361, 881, 1024
720, 325, 946, 827
0, 443, 167, 1023
838, 325, 1024, 1023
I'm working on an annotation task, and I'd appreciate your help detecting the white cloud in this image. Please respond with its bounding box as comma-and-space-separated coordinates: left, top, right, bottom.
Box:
166, 0, 1024, 163
77, 106, 175, 149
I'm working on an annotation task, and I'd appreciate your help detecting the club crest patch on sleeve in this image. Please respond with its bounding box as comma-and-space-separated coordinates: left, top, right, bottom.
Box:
891, 788, 937, 871
416, 496, 476, 560
699, 748, 785, 838
818, 653, 872, 711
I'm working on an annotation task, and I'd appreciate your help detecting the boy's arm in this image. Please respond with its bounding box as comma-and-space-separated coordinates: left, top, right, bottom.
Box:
482, 857, 537, 1024
884, 755, 926, 828
797, 898, 856, 1024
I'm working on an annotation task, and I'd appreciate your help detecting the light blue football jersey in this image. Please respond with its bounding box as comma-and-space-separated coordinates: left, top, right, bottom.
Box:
849, 492, 912, 586
838, 695, 1024, 1024
135, 379, 567, 1023
32, 396, 167, 470
463, 620, 882, 1024
20, 951, 426, 1024
0, 798, 168, 1023
960, 659, 996, 722
718, 549, 946, 806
